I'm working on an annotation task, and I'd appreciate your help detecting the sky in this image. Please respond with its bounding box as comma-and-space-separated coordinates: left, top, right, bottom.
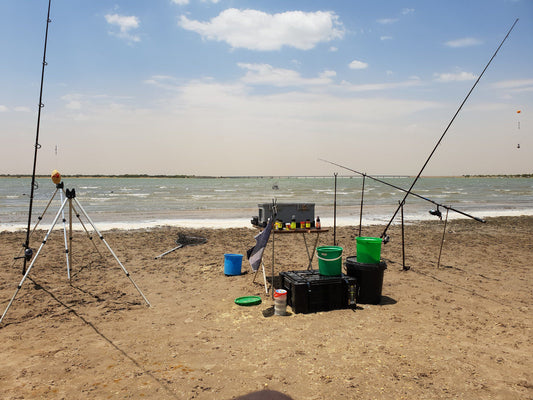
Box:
0, 0, 532, 177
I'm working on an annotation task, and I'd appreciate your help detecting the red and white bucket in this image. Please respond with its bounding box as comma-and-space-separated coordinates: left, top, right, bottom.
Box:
274, 289, 287, 316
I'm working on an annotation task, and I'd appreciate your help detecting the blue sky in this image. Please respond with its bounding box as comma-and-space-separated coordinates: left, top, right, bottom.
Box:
1, 0, 531, 176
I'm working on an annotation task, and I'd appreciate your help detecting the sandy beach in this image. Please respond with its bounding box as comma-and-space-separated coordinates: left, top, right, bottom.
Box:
0, 216, 532, 399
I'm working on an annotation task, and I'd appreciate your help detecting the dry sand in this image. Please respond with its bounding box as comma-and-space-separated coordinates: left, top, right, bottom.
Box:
0, 216, 532, 399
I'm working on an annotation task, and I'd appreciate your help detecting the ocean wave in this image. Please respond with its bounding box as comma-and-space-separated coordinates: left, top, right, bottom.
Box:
2, 208, 532, 232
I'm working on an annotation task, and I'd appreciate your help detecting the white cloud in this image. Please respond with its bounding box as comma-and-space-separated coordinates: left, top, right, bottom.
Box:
178, 9, 345, 50
14, 106, 31, 112
380, 36, 393, 41
320, 70, 337, 79
144, 75, 180, 90
0, 105, 30, 112
170, 0, 221, 3
377, 18, 398, 25
157, 79, 439, 133
444, 37, 483, 48
105, 14, 141, 42
66, 100, 82, 110
149, 67, 423, 94
342, 78, 423, 92
434, 71, 478, 82
402, 8, 415, 15
238, 63, 335, 86
61, 94, 84, 110
492, 79, 533, 90
349, 60, 368, 70
59, 93, 136, 117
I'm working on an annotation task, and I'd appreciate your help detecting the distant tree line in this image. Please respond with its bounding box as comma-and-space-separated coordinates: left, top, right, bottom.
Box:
462, 174, 533, 178
0, 174, 201, 178
2, 173, 532, 179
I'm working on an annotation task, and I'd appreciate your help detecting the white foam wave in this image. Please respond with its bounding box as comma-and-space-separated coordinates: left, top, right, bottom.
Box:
2, 208, 532, 233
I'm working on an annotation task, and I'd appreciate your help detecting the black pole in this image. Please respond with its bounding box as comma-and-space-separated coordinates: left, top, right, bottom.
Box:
22, 0, 53, 274
320, 159, 485, 224
359, 174, 366, 237
400, 201, 408, 270
333, 173, 337, 245
437, 208, 450, 269
379, 19, 518, 239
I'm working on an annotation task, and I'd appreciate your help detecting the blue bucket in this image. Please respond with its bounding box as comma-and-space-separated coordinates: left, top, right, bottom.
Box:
224, 254, 243, 276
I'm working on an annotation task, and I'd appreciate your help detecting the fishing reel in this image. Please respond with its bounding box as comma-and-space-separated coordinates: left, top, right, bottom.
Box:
429, 206, 442, 220
14, 247, 33, 262
24, 248, 33, 261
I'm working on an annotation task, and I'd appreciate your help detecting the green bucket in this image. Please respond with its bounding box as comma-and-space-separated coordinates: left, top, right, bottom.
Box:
316, 246, 343, 276
356, 237, 382, 264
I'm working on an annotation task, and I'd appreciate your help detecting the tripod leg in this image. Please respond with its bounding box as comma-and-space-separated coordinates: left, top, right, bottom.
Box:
72, 197, 151, 307
11, 188, 60, 268
66, 198, 105, 260
1, 197, 69, 325
68, 198, 73, 279
58, 189, 71, 280
401, 201, 406, 270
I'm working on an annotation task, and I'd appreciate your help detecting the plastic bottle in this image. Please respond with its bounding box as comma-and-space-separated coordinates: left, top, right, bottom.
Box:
290, 215, 296, 230
315, 216, 321, 229
348, 283, 356, 307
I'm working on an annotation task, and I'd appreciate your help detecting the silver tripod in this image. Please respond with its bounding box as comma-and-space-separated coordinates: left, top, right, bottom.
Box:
1, 184, 150, 325
10, 182, 104, 280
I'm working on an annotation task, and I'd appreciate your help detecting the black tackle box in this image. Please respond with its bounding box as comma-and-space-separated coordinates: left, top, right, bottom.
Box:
279, 270, 357, 314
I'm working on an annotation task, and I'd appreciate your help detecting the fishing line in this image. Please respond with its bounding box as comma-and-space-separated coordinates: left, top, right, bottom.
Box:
379, 18, 519, 240
22, 0, 53, 274
319, 158, 486, 223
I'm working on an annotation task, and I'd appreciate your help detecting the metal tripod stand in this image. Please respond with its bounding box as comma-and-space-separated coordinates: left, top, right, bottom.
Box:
1, 184, 150, 325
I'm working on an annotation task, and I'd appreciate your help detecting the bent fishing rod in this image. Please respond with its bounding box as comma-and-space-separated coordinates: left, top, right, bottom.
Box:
319, 158, 486, 223
379, 18, 518, 240
20, 0, 53, 274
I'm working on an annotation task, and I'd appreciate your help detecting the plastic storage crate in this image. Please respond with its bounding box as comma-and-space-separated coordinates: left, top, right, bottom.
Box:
279, 270, 357, 314
345, 257, 387, 305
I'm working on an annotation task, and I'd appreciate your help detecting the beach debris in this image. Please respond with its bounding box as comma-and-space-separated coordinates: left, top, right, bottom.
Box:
155, 233, 207, 259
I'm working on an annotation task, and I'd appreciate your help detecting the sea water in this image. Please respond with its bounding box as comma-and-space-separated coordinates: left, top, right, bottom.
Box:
0, 176, 532, 231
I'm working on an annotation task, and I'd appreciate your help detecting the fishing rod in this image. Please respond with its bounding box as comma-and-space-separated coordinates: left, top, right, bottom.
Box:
20, 0, 53, 274
379, 18, 518, 240
319, 158, 486, 223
